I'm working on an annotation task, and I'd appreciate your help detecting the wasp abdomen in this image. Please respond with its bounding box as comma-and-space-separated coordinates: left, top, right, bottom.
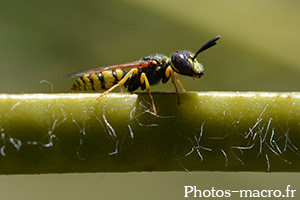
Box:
71, 69, 126, 91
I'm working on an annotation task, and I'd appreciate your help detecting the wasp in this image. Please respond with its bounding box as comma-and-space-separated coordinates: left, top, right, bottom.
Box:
62, 35, 220, 115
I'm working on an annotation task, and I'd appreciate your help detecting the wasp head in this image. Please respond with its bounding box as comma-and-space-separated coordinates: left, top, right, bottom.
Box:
170, 35, 220, 78
171, 51, 204, 78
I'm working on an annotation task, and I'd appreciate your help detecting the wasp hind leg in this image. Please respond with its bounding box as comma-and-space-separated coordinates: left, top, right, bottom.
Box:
140, 72, 157, 115
96, 68, 138, 100
165, 66, 186, 105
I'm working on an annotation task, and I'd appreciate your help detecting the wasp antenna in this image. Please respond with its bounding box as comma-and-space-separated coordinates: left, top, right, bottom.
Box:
193, 35, 221, 60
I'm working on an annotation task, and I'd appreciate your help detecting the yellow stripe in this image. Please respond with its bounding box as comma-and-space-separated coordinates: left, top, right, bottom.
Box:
90, 74, 101, 85
102, 71, 115, 83
76, 78, 84, 86
73, 81, 80, 87
82, 75, 91, 86
85, 85, 93, 90
115, 69, 124, 80
93, 85, 103, 90
104, 82, 114, 89
79, 85, 86, 90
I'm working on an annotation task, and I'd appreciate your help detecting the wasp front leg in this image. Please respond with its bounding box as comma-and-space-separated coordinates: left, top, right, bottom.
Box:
165, 66, 186, 105
140, 72, 157, 115
96, 68, 138, 100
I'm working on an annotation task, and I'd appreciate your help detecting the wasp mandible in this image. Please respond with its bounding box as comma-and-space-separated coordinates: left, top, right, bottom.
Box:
62, 35, 220, 115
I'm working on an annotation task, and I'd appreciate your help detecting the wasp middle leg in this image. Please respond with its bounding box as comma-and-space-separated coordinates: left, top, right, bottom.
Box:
165, 66, 186, 105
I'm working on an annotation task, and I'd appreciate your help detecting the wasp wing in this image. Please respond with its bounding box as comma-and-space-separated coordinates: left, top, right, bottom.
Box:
62, 60, 156, 78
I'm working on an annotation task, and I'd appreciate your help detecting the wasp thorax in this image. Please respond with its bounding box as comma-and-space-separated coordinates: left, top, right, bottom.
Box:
171, 51, 204, 78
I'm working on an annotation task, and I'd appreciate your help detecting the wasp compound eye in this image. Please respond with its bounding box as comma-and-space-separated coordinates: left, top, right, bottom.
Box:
171, 51, 204, 78
171, 51, 193, 75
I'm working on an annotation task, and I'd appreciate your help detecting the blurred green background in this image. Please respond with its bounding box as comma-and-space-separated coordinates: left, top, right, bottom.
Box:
1, 0, 300, 199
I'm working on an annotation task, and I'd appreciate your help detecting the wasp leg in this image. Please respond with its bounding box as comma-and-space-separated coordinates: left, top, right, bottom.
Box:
96, 68, 138, 100
165, 66, 185, 105
173, 73, 186, 92
140, 72, 157, 115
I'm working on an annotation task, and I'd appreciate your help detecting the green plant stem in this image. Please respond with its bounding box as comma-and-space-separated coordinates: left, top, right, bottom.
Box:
0, 92, 300, 174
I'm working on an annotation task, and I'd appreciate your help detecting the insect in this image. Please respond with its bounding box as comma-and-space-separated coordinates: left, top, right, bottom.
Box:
62, 35, 220, 115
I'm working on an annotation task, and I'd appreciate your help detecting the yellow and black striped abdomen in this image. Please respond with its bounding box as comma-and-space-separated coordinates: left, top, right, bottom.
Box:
71, 69, 126, 91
